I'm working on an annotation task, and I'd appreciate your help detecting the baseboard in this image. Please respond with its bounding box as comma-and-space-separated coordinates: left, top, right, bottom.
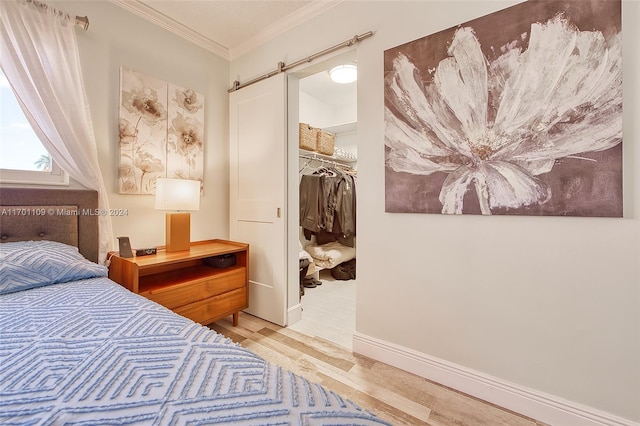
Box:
287, 303, 302, 326
352, 332, 638, 426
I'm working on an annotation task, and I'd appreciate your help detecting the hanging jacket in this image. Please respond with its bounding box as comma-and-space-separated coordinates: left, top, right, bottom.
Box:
334, 174, 355, 238
299, 174, 325, 233
300, 169, 356, 241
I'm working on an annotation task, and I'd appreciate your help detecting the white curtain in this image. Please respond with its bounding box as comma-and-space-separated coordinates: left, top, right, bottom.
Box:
0, 0, 114, 263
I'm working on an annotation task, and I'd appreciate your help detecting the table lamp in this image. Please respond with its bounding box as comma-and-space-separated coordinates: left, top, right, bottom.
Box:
155, 178, 200, 252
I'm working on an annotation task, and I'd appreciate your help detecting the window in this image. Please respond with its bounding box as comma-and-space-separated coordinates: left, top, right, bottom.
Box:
0, 68, 68, 185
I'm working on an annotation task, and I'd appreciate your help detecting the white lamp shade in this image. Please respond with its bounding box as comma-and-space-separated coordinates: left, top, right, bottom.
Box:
329, 64, 357, 84
155, 178, 200, 211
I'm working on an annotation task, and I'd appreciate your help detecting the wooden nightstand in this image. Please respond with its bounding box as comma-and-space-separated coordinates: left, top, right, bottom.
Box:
108, 239, 249, 326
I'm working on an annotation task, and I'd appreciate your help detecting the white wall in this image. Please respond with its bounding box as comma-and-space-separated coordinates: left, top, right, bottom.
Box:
299, 88, 357, 157
299, 91, 334, 128
57, 0, 230, 251
232, 1, 640, 423
298, 90, 357, 129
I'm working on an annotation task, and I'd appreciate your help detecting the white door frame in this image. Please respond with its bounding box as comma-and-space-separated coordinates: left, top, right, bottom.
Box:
286, 75, 303, 325
285, 48, 357, 326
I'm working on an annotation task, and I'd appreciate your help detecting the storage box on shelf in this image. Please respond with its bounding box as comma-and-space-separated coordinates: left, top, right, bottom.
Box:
299, 122, 336, 156
316, 129, 335, 155
299, 123, 318, 151
108, 239, 249, 326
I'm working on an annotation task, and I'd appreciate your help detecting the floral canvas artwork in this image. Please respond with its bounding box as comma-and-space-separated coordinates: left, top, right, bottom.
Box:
119, 67, 204, 194
384, 0, 622, 217
119, 68, 167, 194
167, 84, 204, 182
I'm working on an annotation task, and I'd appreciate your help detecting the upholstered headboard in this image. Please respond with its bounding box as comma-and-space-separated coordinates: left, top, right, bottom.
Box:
0, 188, 99, 263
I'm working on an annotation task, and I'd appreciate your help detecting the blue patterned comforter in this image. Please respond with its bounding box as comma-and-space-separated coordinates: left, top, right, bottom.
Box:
0, 278, 389, 425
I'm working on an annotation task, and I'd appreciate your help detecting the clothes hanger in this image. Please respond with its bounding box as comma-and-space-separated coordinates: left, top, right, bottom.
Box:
299, 158, 314, 174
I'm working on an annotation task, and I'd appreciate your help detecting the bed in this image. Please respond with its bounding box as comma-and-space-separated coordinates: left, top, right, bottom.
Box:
0, 188, 388, 425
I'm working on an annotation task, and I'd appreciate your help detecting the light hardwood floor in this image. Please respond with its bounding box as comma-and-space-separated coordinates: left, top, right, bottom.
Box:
209, 312, 548, 426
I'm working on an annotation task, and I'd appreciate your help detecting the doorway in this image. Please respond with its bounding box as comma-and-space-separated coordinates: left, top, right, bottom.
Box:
287, 50, 358, 349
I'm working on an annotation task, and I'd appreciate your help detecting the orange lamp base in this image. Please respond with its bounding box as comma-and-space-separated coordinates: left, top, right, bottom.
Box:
165, 212, 191, 252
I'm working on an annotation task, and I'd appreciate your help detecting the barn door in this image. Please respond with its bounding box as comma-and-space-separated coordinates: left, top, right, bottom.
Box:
229, 74, 287, 326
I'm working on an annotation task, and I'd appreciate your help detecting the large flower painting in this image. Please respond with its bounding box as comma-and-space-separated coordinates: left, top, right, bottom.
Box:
119, 67, 204, 194
384, 0, 622, 217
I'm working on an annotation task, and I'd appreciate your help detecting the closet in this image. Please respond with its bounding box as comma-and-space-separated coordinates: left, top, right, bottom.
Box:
290, 60, 357, 349
299, 151, 357, 283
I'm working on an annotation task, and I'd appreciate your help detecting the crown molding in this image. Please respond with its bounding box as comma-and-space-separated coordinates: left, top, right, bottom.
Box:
109, 0, 230, 60
109, 0, 345, 62
228, 0, 346, 60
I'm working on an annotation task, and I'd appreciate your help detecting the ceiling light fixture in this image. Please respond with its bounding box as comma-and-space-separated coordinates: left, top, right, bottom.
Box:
329, 64, 357, 84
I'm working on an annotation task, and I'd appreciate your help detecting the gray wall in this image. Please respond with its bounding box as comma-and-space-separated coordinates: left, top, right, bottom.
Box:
232, 0, 639, 422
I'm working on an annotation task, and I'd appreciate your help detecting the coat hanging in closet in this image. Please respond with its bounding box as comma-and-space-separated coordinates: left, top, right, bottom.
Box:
300, 168, 356, 247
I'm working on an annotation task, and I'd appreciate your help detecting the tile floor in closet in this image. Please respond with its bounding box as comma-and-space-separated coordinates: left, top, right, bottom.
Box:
288, 269, 356, 349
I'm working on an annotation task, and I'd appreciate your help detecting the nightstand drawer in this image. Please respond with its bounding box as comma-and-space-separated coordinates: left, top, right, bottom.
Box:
108, 239, 249, 327
174, 287, 247, 324
141, 268, 245, 309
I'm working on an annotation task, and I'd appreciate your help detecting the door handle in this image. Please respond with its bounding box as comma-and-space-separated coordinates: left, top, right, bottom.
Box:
277, 207, 281, 218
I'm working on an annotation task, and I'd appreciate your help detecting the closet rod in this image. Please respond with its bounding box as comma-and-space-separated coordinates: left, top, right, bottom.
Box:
228, 31, 374, 93
299, 153, 353, 171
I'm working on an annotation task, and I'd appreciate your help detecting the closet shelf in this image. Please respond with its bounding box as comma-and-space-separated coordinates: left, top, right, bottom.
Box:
299, 149, 356, 165
322, 121, 356, 135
